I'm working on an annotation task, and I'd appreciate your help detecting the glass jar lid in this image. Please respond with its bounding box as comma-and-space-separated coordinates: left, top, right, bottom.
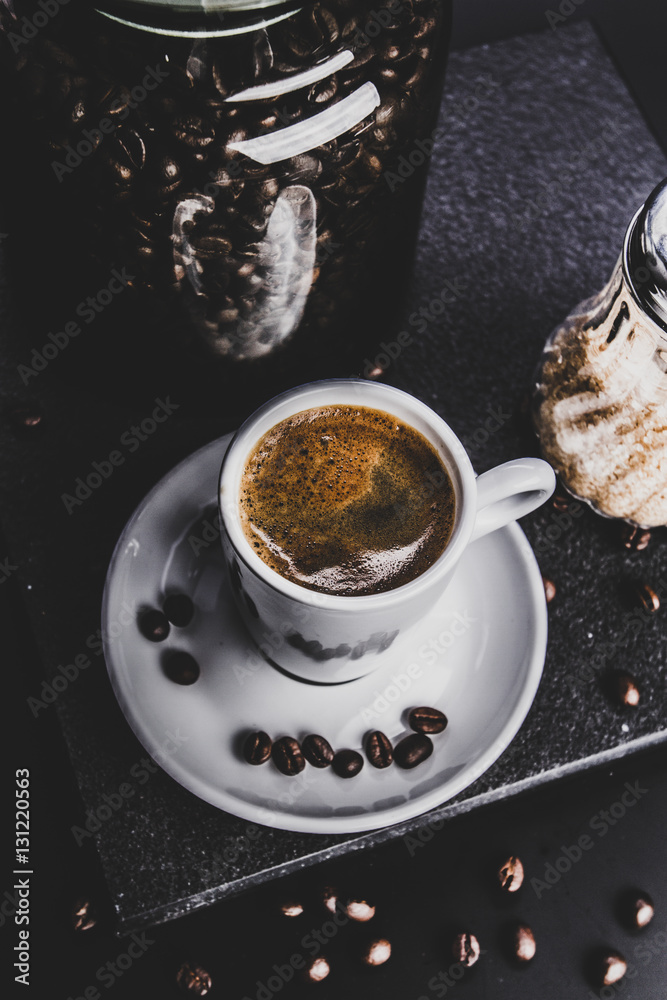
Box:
626, 176, 667, 331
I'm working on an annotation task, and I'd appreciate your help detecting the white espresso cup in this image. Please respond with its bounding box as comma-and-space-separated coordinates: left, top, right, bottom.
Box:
219, 379, 555, 683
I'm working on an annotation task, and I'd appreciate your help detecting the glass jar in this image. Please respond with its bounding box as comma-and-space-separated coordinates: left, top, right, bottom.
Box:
532, 177, 667, 528
0, 0, 452, 398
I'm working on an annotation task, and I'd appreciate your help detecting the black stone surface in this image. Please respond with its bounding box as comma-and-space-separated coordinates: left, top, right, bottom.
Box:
2, 20, 667, 934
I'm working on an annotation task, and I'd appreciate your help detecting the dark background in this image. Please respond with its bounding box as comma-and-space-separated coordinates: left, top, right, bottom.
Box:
3, 1, 667, 998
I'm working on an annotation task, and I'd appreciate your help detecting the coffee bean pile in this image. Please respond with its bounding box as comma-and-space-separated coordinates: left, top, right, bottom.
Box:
2, 0, 449, 362
242, 704, 448, 776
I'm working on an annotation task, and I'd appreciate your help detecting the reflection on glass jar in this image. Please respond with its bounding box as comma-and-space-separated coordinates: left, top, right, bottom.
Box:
532, 215, 667, 529
0, 0, 452, 379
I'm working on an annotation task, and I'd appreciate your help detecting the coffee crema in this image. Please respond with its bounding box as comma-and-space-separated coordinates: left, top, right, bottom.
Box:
238, 405, 455, 596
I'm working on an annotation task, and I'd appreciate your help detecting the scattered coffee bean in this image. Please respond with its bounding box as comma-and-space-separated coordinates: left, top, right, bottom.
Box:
598, 952, 627, 987
367, 366, 384, 379
332, 749, 364, 778
542, 575, 556, 603
302, 734, 334, 768
366, 730, 393, 768
322, 887, 337, 913
631, 581, 660, 613
408, 706, 448, 734
512, 924, 536, 962
498, 855, 524, 892
452, 932, 480, 967
552, 492, 570, 512
629, 893, 654, 928
272, 737, 305, 776
163, 651, 200, 685
6, 404, 43, 431
305, 956, 330, 982
71, 897, 96, 932
362, 938, 392, 966
176, 961, 212, 995
614, 672, 640, 707
345, 899, 375, 922
138, 608, 170, 642
394, 733, 433, 769
620, 525, 651, 551
243, 730, 272, 765
280, 901, 304, 917
163, 593, 195, 627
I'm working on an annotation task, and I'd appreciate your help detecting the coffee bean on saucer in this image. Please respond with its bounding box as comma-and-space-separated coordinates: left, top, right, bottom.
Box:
366, 731, 393, 768
243, 730, 272, 765
452, 932, 480, 967
597, 952, 627, 987
631, 581, 660, 613
620, 525, 651, 551
71, 897, 96, 932
629, 893, 654, 928
394, 733, 433, 769
345, 898, 375, 922
176, 961, 212, 995
272, 737, 305, 775
408, 706, 447, 734
305, 956, 330, 982
498, 856, 524, 892
613, 672, 640, 707
542, 575, 556, 603
302, 734, 334, 768
163, 651, 200, 685
362, 938, 391, 966
138, 608, 170, 642
280, 901, 303, 917
332, 749, 364, 778
512, 924, 536, 962
163, 593, 194, 627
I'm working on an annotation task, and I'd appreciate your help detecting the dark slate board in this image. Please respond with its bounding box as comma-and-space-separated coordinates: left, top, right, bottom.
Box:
2, 20, 667, 934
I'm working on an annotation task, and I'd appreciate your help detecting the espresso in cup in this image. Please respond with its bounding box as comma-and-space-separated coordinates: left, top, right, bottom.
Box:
239, 405, 455, 596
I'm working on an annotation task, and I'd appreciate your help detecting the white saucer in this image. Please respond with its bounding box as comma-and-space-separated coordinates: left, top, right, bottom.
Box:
103, 435, 547, 835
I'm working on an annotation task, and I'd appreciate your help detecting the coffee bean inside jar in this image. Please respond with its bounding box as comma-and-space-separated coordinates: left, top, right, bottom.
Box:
1, 0, 452, 404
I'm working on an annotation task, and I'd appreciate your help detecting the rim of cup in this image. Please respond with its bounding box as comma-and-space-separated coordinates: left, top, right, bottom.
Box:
218, 379, 478, 609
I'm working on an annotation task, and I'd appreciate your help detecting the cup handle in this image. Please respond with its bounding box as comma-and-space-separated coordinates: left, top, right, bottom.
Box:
470, 458, 556, 543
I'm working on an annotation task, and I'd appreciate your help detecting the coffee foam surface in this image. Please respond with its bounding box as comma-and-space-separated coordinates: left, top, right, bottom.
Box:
239, 405, 455, 596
